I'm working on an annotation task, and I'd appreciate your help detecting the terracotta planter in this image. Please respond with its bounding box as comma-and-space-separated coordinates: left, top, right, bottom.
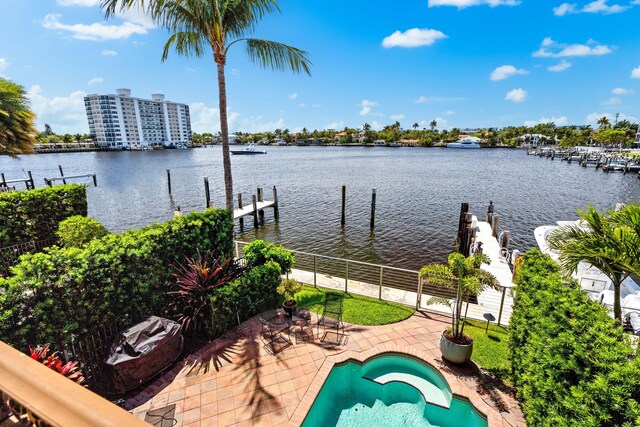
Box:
439, 332, 473, 364
283, 300, 297, 317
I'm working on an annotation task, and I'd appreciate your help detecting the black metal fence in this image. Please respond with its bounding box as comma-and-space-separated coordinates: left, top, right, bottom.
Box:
0, 238, 57, 277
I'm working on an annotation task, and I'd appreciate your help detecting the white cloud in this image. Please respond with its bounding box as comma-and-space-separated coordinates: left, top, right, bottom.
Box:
312, 104, 322, 108
390, 114, 406, 121
189, 102, 238, 133
553, 0, 629, 15
415, 96, 429, 104
445, 110, 456, 115
87, 77, 103, 85
553, 3, 578, 15
42, 14, 149, 41
547, 60, 572, 72
299, 103, 306, 108
586, 112, 638, 125
382, 28, 447, 48
490, 65, 529, 81
359, 99, 379, 116
428, 0, 520, 8
27, 85, 88, 133
288, 92, 298, 100
601, 97, 622, 106
533, 37, 613, 57
102, 50, 117, 56
414, 95, 464, 103
505, 88, 528, 103
632, 66, 640, 79
324, 121, 345, 130
612, 87, 634, 95
524, 116, 569, 126
0, 58, 8, 76
420, 117, 450, 129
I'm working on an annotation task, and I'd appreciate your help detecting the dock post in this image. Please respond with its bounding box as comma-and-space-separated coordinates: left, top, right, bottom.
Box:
174, 205, 182, 217
341, 185, 346, 227
459, 213, 473, 256
497, 287, 506, 327
92, 174, 97, 187
492, 214, 500, 238
58, 165, 67, 185
0, 173, 6, 188
257, 187, 265, 224
166, 169, 172, 194
501, 230, 510, 249
272, 186, 279, 220
204, 177, 211, 208
486, 201, 493, 223
458, 202, 469, 243
45, 178, 52, 187
238, 193, 244, 229
27, 171, 34, 190
252, 195, 259, 228
370, 189, 377, 230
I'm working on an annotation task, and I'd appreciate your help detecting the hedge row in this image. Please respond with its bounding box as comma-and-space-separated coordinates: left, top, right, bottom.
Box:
0, 184, 87, 247
509, 249, 640, 427
0, 208, 234, 351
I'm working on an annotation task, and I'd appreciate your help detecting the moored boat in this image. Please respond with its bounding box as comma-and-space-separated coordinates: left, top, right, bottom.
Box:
446, 138, 480, 149
230, 144, 267, 155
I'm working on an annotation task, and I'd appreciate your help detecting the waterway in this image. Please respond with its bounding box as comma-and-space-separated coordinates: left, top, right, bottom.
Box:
2, 146, 638, 270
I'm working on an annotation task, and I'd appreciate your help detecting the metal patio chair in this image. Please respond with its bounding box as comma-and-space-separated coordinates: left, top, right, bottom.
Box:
259, 316, 290, 354
316, 293, 345, 343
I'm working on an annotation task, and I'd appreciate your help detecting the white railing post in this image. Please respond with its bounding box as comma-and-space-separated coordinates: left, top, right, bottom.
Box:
345, 261, 349, 292
379, 266, 384, 300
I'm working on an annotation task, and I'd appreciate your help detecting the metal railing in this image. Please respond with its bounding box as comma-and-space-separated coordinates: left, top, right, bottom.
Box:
0, 238, 57, 277
0, 340, 147, 427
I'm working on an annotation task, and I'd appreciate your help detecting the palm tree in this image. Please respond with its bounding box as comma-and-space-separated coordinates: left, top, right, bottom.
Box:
0, 77, 36, 158
420, 252, 498, 341
362, 123, 371, 132
412, 122, 419, 130
597, 116, 611, 129
103, 0, 311, 210
430, 119, 437, 131
547, 206, 639, 323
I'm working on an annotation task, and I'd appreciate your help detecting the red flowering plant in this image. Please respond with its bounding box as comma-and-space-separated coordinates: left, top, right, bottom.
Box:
29, 344, 85, 385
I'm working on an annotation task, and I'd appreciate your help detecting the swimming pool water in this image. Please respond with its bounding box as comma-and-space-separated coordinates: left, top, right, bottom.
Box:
302, 354, 487, 427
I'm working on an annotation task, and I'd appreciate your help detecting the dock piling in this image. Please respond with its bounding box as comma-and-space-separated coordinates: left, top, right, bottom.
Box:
252, 195, 259, 228
272, 186, 279, 220
0, 173, 5, 188
204, 177, 211, 208
341, 185, 346, 227
257, 187, 265, 224
486, 201, 493, 223
501, 230, 510, 249
27, 171, 34, 190
238, 193, 244, 229
370, 189, 377, 230
166, 169, 172, 194
491, 214, 500, 238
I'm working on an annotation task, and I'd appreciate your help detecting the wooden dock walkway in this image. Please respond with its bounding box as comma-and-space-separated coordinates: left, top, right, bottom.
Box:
233, 186, 279, 228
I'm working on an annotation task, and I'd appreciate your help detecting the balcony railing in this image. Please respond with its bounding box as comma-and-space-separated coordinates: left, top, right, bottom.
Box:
0, 341, 148, 427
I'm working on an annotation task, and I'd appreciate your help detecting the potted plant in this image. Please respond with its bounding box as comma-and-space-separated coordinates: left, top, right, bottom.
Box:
278, 279, 302, 317
419, 252, 498, 364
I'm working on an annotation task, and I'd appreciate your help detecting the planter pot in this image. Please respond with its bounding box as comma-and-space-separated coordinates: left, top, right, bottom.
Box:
439, 332, 473, 364
283, 300, 297, 317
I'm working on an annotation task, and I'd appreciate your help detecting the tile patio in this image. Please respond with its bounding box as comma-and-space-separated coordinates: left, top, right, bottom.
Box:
128, 311, 525, 427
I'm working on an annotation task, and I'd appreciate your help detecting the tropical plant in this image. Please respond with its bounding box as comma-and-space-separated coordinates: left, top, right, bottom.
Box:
419, 252, 498, 342
0, 77, 37, 157
168, 251, 246, 333
243, 240, 294, 273
56, 215, 109, 248
277, 278, 301, 303
430, 119, 437, 131
103, 0, 311, 210
597, 116, 611, 129
29, 344, 85, 385
547, 205, 639, 323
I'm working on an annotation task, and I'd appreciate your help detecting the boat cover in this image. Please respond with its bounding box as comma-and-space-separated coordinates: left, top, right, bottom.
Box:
104, 316, 183, 393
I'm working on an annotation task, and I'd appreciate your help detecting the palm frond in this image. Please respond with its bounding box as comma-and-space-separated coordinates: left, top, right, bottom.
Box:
162, 31, 207, 61
243, 39, 312, 75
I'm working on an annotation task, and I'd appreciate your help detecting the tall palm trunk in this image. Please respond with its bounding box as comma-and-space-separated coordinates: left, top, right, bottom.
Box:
216, 60, 234, 210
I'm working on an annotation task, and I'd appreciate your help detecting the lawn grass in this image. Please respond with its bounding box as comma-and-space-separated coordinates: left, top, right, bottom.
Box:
293, 285, 415, 326
463, 318, 511, 383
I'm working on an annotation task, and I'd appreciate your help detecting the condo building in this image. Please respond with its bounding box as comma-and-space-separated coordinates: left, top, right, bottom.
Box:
84, 89, 192, 148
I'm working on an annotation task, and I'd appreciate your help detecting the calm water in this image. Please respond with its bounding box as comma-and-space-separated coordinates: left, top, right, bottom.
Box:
2, 147, 638, 270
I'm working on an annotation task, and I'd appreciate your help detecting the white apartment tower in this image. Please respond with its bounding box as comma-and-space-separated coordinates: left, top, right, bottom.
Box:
84, 89, 192, 148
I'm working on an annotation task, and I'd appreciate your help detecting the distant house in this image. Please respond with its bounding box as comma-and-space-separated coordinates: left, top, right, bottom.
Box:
373, 139, 386, 146
334, 131, 348, 142
517, 133, 549, 146
399, 139, 420, 147
458, 135, 483, 143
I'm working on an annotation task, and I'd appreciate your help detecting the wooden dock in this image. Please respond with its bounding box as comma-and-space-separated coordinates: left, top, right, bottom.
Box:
233, 186, 279, 228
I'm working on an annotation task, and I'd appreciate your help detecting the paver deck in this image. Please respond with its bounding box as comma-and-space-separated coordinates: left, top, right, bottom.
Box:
129, 311, 525, 427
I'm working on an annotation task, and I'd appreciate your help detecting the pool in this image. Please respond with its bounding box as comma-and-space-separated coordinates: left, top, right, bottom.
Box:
302, 354, 488, 427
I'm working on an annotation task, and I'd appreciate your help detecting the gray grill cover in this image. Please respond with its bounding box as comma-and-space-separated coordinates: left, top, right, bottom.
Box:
105, 316, 183, 393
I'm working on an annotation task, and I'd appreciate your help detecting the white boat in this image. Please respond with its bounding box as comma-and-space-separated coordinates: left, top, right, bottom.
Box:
230, 144, 267, 155
446, 138, 480, 149
388, 142, 401, 147
534, 221, 640, 317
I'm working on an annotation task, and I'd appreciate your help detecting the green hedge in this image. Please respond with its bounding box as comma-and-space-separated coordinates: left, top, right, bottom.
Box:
509, 249, 640, 427
0, 208, 233, 351
0, 185, 87, 247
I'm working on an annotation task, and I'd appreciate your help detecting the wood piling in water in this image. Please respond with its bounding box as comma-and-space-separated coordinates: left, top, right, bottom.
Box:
252, 195, 259, 228
166, 169, 172, 194
272, 186, 279, 220
238, 193, 244, 229
370, 189, 377, 230
204, 177, 211, 208
341, 185, 346, 227
491, 214, 500, 238
257, 187, 265, 224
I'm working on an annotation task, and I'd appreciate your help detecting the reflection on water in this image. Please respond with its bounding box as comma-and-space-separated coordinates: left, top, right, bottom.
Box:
2, 146, 638, 270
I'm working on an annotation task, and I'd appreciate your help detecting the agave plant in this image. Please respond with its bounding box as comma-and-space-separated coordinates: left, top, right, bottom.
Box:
29, 344, 85, 385
168, 251, 246, 334
419, 252, 498, 342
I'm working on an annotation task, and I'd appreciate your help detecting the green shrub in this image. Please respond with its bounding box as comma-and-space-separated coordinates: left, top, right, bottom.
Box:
0, 208, 233, 351
56, 215, 109, 248
0, 185, 87, 247
243, 240, 295, 273
509, 249, 640, 427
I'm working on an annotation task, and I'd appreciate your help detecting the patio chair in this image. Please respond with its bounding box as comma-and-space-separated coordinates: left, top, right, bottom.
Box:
259, 316, 290, 354
316, 293, 345, 343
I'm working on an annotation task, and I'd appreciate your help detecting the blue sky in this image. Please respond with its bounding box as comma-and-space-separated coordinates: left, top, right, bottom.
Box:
1, 0, 639, 133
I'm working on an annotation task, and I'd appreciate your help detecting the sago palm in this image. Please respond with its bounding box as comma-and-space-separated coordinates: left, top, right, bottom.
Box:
103, 0, 311, 210
0, 78, 36, 158
419, 252, 498, 341
547, 205, 639, 323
